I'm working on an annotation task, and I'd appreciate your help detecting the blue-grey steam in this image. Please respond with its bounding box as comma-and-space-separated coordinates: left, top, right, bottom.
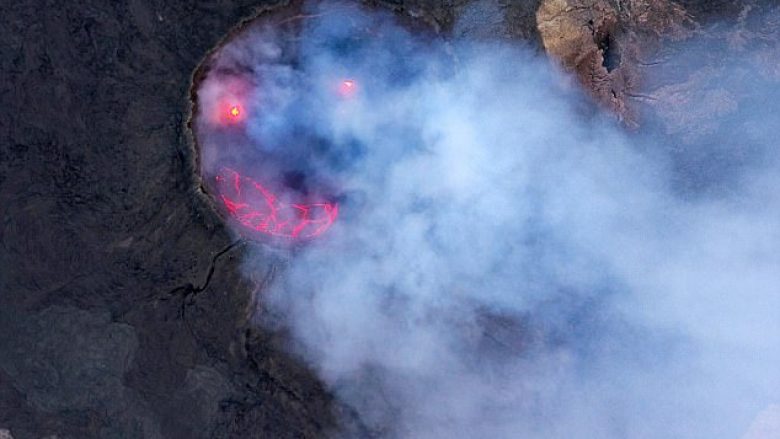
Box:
195, 2, 780, 438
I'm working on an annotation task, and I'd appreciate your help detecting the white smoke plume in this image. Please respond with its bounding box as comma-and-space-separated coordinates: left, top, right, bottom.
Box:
194, 2, 780, 437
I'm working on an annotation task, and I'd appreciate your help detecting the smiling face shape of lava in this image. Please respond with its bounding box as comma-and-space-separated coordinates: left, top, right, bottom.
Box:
191, 1, 441, 242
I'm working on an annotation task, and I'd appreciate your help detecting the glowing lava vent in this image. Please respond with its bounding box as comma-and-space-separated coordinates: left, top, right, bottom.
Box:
215, 168, 338, 240
338, 79, 357, 97
217, 100, 245, 125
228, 105, 241, 119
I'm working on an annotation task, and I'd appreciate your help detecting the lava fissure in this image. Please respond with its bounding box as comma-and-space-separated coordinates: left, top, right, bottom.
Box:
215, 168, 338, 240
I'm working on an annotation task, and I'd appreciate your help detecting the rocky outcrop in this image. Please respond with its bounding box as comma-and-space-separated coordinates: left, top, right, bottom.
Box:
536, 0, 693, 127
535, 0, 780, 136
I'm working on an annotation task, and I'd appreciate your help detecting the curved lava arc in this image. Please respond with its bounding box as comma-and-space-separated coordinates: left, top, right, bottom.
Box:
215, 167, 339, 239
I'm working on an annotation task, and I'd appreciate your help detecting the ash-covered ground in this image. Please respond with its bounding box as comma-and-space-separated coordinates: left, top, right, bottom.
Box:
1, 1, 779, 438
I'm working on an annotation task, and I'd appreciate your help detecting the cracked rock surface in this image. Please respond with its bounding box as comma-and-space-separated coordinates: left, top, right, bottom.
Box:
1, 1, 341, 438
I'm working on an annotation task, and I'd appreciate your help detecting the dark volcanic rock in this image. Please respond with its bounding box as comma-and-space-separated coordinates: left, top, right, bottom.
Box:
0, 1, 345, 438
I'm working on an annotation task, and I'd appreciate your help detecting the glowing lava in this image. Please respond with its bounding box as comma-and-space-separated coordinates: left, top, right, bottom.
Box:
215, 168, 338, 239
221, 102, 245, 124
338, 79, 357, 97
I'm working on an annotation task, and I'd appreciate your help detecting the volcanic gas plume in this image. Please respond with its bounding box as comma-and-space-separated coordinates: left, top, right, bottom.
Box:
192, 1, 780, 438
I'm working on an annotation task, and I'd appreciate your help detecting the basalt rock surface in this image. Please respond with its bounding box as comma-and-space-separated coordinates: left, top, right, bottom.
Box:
1, 1, 344, 438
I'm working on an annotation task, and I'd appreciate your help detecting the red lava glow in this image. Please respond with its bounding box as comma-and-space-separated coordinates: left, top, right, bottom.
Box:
338, 79, 357, 97
206, 77, 250, 126
218, 101, 245, 125
215, 168, 338, 239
